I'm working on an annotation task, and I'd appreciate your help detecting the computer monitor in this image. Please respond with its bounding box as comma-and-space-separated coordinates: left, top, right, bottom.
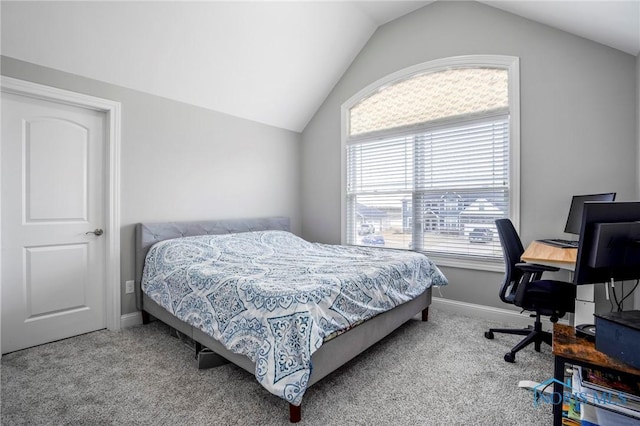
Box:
574, 201, 640, 285
564, 193, 616, 235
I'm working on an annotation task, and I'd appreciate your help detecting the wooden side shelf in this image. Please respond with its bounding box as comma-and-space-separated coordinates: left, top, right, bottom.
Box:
553, 324, 640, 376
552, 324, 640, 425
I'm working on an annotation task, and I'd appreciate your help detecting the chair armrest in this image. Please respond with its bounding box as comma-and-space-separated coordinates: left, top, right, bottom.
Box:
515, 262, 560, 285
515, 262, 560, 273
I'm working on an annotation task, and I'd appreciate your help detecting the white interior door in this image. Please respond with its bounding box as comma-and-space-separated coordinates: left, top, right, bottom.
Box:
1, 89, 107, 353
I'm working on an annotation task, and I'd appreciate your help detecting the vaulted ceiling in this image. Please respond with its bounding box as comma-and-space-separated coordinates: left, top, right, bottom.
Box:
2, 1, 638, 132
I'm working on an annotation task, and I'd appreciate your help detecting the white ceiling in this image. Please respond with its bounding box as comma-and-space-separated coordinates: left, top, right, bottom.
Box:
480, 1, 640, 57
2, 1, 638, 133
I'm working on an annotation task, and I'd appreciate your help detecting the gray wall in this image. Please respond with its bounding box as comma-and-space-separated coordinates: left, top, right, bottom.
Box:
301, 1, 638, 310
2, 56, 302, 316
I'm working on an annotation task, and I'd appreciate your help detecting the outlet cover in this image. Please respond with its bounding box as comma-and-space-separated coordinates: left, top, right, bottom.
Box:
125, 280, 135, 294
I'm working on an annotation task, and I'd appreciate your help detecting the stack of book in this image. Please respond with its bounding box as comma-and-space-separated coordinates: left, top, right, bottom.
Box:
571, 366, 640, 425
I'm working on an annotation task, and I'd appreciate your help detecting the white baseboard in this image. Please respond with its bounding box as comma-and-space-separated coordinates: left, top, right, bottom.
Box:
431, 296, 569, 331
120, 311, 143, 328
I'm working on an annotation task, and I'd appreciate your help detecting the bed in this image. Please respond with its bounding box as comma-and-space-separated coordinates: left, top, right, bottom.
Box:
135, 217, 447, 422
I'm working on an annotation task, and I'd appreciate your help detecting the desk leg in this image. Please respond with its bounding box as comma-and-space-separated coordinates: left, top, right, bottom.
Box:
553, 356, 565, 426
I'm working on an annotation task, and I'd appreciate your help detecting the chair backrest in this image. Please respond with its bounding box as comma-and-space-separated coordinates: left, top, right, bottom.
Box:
495, 218, 575, 318
495, 218, 525, 304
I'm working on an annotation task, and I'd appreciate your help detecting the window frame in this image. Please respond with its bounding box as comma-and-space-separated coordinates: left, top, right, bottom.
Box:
341, 55, 520, 272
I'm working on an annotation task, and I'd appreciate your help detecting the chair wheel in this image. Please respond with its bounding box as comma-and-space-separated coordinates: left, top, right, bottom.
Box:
484, 331, 494, 339
504, 352, 515, 363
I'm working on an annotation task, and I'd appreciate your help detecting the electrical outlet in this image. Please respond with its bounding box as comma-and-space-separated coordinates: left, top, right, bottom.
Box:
125, 280, 135, 294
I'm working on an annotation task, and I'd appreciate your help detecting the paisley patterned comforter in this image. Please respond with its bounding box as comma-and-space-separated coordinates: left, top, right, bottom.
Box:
142, 230, 447, 406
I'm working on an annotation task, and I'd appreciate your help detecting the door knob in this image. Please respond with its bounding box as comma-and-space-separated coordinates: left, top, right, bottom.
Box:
86, 228, 104, 236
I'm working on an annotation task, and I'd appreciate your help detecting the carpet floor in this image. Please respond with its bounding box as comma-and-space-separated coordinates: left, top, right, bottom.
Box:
1, 307, 554, 425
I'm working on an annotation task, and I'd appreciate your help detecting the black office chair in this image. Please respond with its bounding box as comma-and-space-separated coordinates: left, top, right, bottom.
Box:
485, 218, 576, 362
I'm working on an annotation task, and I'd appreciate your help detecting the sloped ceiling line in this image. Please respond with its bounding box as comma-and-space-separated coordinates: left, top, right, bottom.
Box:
2, 1, 638, 132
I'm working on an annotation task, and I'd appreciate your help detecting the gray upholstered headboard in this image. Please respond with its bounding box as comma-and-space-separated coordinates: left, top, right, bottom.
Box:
134, 216, 290, 310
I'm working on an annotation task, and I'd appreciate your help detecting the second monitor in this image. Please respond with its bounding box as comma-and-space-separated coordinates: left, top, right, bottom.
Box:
538, 192, 616, 249
564, 192, 617, 235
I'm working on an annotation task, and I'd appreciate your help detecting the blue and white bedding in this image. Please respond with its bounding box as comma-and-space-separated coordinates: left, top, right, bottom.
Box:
141, 230, 447, 405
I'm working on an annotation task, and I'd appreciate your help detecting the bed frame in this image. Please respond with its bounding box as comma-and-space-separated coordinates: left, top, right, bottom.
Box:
134, 217, 431, 422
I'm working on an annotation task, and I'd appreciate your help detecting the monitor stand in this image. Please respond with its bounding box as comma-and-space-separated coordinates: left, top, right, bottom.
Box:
574, 284, 596, 326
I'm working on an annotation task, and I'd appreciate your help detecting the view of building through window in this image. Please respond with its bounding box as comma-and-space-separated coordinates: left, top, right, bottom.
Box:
344, 61, 515, 262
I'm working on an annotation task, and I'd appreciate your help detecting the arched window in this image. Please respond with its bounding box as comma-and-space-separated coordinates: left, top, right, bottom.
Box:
342, 55, 519, 269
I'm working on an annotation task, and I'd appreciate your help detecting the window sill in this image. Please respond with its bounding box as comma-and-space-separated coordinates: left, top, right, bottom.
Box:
422, 252, 505, 273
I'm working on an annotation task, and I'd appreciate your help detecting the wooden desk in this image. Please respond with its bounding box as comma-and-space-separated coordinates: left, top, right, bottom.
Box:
521, 240, 577, 271
552, 323, 640, 425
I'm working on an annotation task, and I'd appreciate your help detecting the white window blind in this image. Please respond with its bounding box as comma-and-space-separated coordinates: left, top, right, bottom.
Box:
346, 117, 509, 260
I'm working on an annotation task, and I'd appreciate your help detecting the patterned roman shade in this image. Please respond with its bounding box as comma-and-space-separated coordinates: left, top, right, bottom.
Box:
349, 68, 508, 137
